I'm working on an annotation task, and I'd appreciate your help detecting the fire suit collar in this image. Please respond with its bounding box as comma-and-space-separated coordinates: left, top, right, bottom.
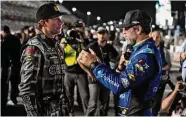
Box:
133, 37, 151, 49
134, 37, 149, 47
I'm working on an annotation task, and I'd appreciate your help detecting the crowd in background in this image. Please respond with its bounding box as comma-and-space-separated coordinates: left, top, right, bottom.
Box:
1, 16, 186, 116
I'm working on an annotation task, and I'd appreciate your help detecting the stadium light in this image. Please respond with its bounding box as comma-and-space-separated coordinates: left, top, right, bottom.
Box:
87, 11, 91, 16
97, 16, 101, 21
72, 7, 77, 12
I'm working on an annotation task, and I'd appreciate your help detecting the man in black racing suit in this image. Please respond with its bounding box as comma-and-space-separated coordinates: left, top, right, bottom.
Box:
19, 3, 69, 116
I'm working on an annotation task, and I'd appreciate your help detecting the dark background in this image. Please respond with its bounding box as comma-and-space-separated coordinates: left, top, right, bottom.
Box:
62, 1, 185, 28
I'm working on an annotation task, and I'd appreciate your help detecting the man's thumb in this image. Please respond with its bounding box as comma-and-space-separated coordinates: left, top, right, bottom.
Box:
89, 48, 96, 55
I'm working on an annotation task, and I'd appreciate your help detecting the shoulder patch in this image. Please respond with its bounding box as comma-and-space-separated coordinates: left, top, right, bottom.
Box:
25, 48, 36, 54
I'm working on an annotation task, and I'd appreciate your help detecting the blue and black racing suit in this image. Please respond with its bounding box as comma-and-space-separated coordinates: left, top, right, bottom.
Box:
91, 38, 162, 116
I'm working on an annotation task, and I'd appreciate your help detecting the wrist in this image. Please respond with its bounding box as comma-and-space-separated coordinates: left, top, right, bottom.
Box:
90, 61, 100, 70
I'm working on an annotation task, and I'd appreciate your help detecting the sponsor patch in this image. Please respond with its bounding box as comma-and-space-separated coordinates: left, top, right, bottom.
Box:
135, 64, 145, 72
138, 59, 144, 64
128, 73, 135, 81
54, 5, 60, 11
48, 64, 63, 75
122, 109, 127, 115
22, 95, 31, 102
121, 78, 129, 88
26, 55, 32, 61
25, 48, 35, 54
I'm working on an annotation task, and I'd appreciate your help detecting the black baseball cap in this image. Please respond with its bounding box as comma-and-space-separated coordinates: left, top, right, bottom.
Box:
36, 3, 68, 22
97, 27, 108, 34
117, 9, 152, 29
2, 25, 10, 33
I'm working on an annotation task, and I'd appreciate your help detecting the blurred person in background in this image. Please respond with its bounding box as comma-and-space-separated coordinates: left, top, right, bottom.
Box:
1, 25, 21, 106
28, 26, 36, 39
159, 79, 186, 116
84, 27, 119, 116
1, 27, 11, 115
61, 20, 89, 116
174, 32, 186, 82
150, 29, 172, 116
15, 32, 23, 44
21, 26, 30, 45
85, 28, 94, 44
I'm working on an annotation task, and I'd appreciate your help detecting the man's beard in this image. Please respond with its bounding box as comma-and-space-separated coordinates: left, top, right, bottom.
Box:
99, 39, 107, 46
128, 39, 136, 46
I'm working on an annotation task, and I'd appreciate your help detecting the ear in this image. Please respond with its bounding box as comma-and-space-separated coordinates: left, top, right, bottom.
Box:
135, 25, 142, 35
149, 32, 152, 37
39, 20, 47, 27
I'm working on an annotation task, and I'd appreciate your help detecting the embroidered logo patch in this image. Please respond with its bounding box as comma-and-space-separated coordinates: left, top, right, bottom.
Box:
25, 48, 35, 54
54, 5, 60, 12
48, 64, 63, 75
128, 73, 135, 81
49, 65, 56, 75
121, 78, 129, 88
26, 55, 32, 61
135, 64, 145, 72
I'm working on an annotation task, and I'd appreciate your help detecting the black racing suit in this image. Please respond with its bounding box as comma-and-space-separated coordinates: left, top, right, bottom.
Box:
19, 33, 69, 116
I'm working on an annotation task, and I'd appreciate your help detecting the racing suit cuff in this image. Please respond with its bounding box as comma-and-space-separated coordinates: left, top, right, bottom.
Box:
21, 95, 40, 116
90, 61, 100, 71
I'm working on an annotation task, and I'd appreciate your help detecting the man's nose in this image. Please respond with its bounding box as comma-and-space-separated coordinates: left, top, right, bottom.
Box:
122, 29, 126, 34
123, 30, 126, 36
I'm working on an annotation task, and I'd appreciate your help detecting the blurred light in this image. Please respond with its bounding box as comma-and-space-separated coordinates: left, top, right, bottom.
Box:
87, 11, 91, 15
90, 29, 96, 34
110, 25, 114, 31
119, 21, 122, 25
72, 7, 77, 12
165, 35, 170, 39
106, 26, 109, 31
152, 24, 155, 28
159, 25, 163, 28
10, 15, 14, 20
54, 0, 58, 2
116, 28, 120, 32
110, 21, 113, 25
59, 0, 63, 4
155, 3, 159, 9
103, 23, 107, 26
97, 16, 101, 21
93, 25, 97, 29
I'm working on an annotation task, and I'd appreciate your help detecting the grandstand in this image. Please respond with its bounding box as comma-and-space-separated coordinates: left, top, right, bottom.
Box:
1, 1, 77, 31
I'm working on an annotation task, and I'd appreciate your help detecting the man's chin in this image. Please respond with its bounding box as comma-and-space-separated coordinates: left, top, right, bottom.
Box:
56, 30, 61, 35
101, 40, 107, 43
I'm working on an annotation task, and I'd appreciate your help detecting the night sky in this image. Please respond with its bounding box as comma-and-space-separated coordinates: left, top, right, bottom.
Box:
62, 1, 157, 25
62, 1, 185, 27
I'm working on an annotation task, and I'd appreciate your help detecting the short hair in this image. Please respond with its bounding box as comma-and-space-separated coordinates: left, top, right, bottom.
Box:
2, 25, 10, 33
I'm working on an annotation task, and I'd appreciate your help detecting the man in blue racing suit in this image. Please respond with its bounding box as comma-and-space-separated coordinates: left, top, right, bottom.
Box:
77, 9, 162, 116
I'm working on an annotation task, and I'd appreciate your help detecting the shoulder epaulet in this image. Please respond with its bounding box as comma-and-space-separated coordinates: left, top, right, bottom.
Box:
21, 36, 46, 59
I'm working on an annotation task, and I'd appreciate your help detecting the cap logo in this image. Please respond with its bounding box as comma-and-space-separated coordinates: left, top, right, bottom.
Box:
54, 5, 60, 12
132, 21, 140, 24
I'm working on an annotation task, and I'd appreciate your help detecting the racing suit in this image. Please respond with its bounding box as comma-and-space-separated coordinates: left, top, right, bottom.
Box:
19, 33, 69, 116
91, 38, 162, 116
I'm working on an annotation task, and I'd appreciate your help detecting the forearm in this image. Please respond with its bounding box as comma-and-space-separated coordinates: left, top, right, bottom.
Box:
180, 52, 186, 60
92, 63, 122, 94
161, 90, 177, 112
162, 65, 169, 71
174, 52, 186, 61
